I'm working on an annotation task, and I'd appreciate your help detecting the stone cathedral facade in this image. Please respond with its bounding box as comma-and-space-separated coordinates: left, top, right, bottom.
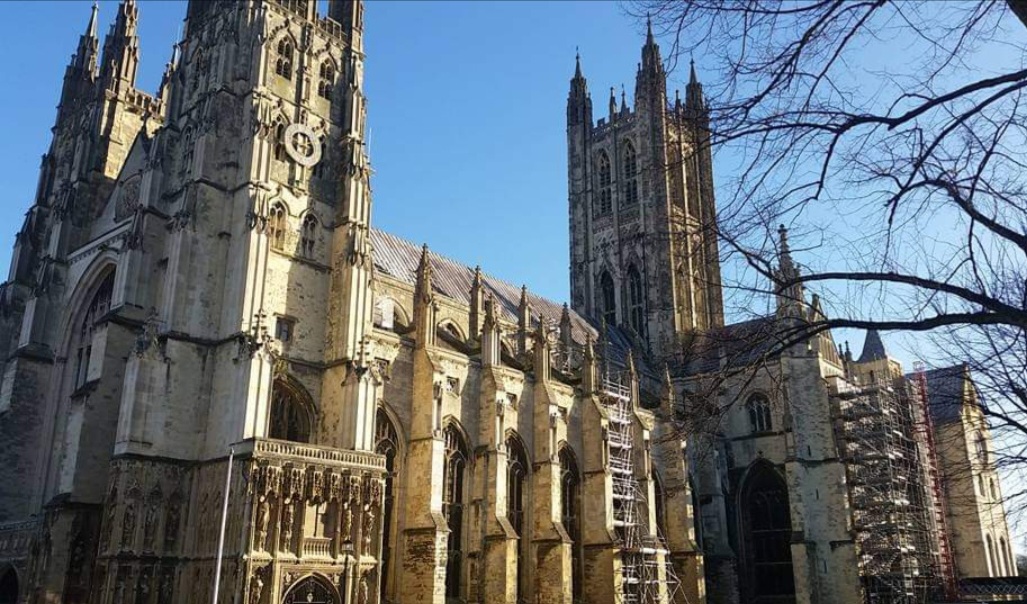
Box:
0, 2, 1016, 604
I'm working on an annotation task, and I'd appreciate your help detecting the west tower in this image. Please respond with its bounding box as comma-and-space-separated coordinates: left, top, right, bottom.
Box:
567, 26, 723, 359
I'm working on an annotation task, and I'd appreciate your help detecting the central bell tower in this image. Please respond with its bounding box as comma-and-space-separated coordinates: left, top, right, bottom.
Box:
567, 25, 723, 359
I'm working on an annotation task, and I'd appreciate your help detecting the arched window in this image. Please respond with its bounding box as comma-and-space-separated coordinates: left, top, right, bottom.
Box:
317, 60, 336, 100
301, 214, 317, 258
599, 271, 616, 327
987, 533, 996, 576
275, 38, 294, 80
74, 272, 115, 389
1000, 537, 1011, 576
627, 265, 644, 336
975, 431, 989, 466
653, 470, 668, 539
741, 463, 795, 600
747, 394, 772, 433
560, 447, 583, 603
506, 433, 530, 603
990, 478, 998, 501
596, 152, 613, 217
622, 142, 639, 205
376, 408, 400, 601
268, 203, 287, 251
268, 379, 313, 443
443, 424, 469, 600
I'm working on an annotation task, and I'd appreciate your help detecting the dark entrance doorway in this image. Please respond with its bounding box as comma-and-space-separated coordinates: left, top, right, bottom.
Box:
0, 568, 18, 604
740, 462, 796, 603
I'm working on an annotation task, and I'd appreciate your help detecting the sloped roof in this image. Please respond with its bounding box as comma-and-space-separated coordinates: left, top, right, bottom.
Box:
916, 364, 969, 425
369, 228, 644, 373
858, 329, 888, 363
679, 315, 793, 375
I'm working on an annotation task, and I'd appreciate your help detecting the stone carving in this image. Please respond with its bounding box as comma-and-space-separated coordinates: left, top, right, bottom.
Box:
280, 498, 295, 552
284, 123, 323, 167
249, 566, 266, 604
255, 495, 270, 551
143, 498, 159, 551
115, 178, 141, 221
158, 568, 174, 604
122, 501, 137, 549
362, 502, 376, 555
358, 573, 369, 604
163, 502, 180, 551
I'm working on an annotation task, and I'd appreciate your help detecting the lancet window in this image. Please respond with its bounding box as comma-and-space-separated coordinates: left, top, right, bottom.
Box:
623, 142, 639, 205
560, 447, 583, 603
747, 394, 772, 433
275, 39, 294, 80
506, 433, 529, 602
317, 60, 335, 100
375, 408, 399, 601
301, 214, 317, 258
596, 152, 613, 217
627, 265, 644, 336
443, 424, 468, 600
73, 272, 114, 390
268, 203, 287, 251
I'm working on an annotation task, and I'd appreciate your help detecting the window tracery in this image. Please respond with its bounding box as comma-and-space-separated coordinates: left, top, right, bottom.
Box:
317, 60, 335, 100
596, 152, 613, 217
275, 39, 294, 80
627, 265, 644, 336
747, 394, 772, 433
268, 203, 287, 251
623, 142, 639, 206
506, 433, 529, 601
443, 424, 468, 599
599, 271, 616, 327
74, 272, 114, 390
268, 379, 313, 443
560, 447, 583, 603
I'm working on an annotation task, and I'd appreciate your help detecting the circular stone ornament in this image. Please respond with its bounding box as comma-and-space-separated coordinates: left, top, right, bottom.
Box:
283, 123, 322, 167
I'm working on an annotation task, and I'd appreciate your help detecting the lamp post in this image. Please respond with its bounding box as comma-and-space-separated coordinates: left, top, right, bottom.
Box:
341, 539, 354, 604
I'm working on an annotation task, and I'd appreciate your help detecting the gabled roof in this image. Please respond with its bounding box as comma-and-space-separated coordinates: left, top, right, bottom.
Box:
369, 228, 645, 374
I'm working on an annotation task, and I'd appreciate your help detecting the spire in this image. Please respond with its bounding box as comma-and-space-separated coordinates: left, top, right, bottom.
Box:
778, 224, 795, 277
775, 224, 806, 317
685, 58, 706, 117
414, 244, 437, 349
99, 0, 140, 92
415, 244, 434, 304
72, 2, 100, 72
620, 85, 628, 113
635, 13, 666, 112
857, 330, 888, 363
567, 50, 592, 127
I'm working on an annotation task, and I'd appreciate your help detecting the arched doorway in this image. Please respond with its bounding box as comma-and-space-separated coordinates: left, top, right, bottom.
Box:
283, 575, 338, 604
0, 567, 18, 604
740, 462, 796, 603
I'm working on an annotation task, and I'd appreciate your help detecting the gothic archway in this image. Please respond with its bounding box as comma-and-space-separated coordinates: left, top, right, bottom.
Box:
0, 567, 18, 604
269, 377, 315, 443
739, 462, 795, 603
282, 574, 338, 604
375, 406, 401, 601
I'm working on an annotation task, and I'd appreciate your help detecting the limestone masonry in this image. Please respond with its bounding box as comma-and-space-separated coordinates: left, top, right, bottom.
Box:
0, 2, 1015, 604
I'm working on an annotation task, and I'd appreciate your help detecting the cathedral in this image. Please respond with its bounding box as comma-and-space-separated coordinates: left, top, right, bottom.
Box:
0, 2, 1016, 604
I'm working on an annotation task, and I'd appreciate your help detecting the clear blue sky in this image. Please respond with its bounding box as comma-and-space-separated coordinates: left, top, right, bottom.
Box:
0, 0, 663, 305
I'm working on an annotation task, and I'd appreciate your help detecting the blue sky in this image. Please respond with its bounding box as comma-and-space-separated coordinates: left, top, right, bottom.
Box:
0, 0, 657, 303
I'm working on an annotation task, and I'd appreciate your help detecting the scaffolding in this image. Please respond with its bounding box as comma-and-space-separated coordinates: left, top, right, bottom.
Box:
601, 372, 686, 604
837, 379, 942, 604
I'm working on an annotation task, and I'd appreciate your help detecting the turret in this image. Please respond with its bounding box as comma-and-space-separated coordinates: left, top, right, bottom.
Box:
567, 52, 592, 127
684, 59, 707, 118
775, 225, 806, 318
634, 16, 667, 113
57, 3, 100, 125
414, 244, 437, 349
99, 0, 140, 95
328, 0, 365, 46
